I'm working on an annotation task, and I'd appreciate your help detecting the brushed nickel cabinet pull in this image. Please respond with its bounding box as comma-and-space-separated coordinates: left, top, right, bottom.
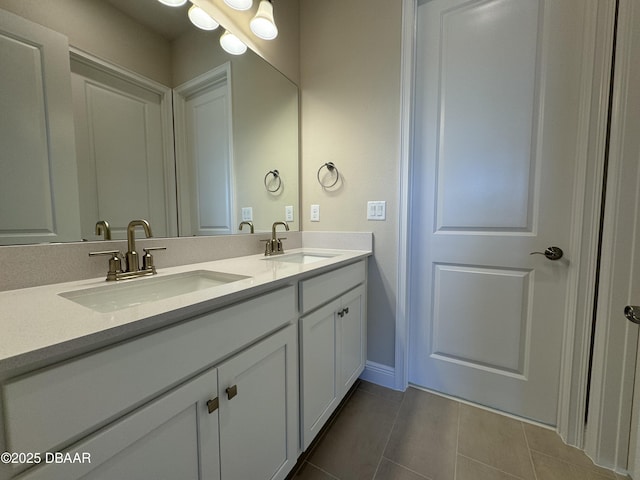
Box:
226, 385, 238, 400
207, 397, 219, 414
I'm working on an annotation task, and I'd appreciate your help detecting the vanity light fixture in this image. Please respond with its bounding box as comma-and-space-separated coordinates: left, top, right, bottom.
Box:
250, 0, 278, 40
220, 30, 248, 55
224, 0, 253, 11
188, 5, 220, 30
157, 0, 188, 6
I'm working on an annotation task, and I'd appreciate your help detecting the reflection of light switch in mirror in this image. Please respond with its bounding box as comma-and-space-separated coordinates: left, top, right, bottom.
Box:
242, 207, 253, 221
285, 206, 294, 222
310, 204, 320, 222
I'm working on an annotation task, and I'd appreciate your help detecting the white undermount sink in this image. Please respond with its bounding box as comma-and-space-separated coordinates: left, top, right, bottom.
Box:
265, 252, 340, 264
59, 270, 249, 313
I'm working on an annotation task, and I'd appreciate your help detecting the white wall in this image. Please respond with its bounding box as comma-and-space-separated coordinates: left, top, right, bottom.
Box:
299, 0, 403, 367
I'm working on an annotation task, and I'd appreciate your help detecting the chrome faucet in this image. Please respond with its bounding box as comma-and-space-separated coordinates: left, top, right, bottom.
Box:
95, 220, 112, 240
239, 221, 254, 233
265, 221, 289, 255
89, 219, 165, 281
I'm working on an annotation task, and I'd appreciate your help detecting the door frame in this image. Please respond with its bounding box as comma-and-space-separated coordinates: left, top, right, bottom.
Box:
396, 0, 616, 458
173, 62, 236, 236
585, 0, 640, 473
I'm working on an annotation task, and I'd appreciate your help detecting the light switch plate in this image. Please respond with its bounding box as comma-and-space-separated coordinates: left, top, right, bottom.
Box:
367, 201, 386, 221
285, 205, 294, 222
310, 204, 320, 222
241, 207, 253, 221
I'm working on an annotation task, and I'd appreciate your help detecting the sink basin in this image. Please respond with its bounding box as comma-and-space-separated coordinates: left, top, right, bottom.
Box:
265, 252, 340, 264
60, 270, 249, 313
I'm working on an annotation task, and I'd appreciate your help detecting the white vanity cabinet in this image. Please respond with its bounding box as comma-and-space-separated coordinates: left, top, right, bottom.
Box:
298, 261, 367, 450
217, 325, 298, 480
14, 367, 222, 480
2, 286, 298, 480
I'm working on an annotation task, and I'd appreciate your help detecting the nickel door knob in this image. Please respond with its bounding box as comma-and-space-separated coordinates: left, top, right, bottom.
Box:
530, 246, 563, 260
625, 305, 640, 325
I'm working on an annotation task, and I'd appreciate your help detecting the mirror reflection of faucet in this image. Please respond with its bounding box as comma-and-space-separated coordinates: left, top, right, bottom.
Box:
95, 220, 112, 240
264, 221, 289, 256
239, 221, 254, 233
89, 219, 166, 281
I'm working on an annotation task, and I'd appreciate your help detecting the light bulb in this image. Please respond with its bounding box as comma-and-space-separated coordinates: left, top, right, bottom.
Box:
188, 5, 219, 30
250, 0, 278, 40
223, 0, 253, 11
220, 31, 247, 55
157, 0, 188, 6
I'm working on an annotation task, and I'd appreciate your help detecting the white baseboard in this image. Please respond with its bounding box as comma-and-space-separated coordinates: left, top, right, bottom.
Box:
359, 361, 398, 390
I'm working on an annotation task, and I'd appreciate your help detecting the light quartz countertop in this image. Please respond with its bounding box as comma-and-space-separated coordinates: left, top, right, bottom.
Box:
0, 247, 371, 375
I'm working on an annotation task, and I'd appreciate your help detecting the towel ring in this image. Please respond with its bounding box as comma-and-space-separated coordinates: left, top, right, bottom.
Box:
317, 162, 339, 188
264, 169, 282, 192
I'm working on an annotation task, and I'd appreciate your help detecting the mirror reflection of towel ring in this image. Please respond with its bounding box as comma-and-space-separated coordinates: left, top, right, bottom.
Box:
317, 162, 339, 188
264, 169, 282, 193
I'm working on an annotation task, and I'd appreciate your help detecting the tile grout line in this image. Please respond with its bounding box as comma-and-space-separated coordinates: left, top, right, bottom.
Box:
380, 457, 433, 480
303, 461, 341, 480
456, 453, 526, 480
370, 387, 408, 479
521, 421, 540, 480
528, 450, 618, 480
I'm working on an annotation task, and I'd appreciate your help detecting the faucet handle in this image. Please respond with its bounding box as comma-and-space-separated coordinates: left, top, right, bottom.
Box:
89, 250, 123, 281
142, 247, 166, 272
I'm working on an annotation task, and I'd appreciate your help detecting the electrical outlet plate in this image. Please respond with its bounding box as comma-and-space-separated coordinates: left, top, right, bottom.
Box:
241, 207, 253, 221
285, 205, 294, 222
310, 204, 320, 222
367, 201, 386, 220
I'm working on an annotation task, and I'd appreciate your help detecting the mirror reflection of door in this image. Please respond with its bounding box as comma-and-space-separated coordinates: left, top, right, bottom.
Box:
0, 10, 81, 245
70, 52, 177, 241
174, 64, 234, 237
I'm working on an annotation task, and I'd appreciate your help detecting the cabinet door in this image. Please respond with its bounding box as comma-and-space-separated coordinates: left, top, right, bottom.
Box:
17, 369, 220, 480
217, 325, 298, 480
338, 285, 367, 393
299, 298, 341, 450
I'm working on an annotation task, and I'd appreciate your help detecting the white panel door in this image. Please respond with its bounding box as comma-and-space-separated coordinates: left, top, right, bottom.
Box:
174, 67, 234, 236
409, 0, 594, 424
71, 56, 174, 240
0, 10, 80, 245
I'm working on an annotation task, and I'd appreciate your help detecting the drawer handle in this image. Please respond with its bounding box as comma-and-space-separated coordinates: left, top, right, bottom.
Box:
337, 307, 350, 318
226, 385, 238, 400
207, 397, 219, 414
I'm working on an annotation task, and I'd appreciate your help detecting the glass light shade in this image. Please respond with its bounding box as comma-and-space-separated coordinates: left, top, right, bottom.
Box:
250, 0, 278, 40
188, 5, 219, 30
223, 0, 253, 11
220, 31, 247, 55
157, 0, 188, 6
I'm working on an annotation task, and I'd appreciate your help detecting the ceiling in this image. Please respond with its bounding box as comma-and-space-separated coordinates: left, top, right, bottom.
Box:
106, 0, 193, 40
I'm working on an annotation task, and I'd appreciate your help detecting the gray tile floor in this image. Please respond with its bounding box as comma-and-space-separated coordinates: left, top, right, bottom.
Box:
289, 381, 630, 480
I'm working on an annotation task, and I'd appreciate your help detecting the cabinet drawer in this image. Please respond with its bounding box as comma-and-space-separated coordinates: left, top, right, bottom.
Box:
300, 260, 365, 313
3, 286, 295, 456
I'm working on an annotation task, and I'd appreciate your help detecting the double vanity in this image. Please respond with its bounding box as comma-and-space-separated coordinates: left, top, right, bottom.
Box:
0, 241, 371, 480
